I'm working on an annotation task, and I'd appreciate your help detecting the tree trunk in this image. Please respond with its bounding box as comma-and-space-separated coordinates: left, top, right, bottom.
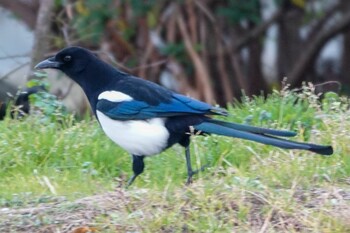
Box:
245, 4, 268, 96
277, 8, 304, 81
28, 0, 55, 79
340, 0, 350, 92
288, 11, 350, 87
177, 13, 215, 103
246, 39, 268, 96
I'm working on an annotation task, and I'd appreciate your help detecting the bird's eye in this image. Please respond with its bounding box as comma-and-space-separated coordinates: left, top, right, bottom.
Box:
63, 55, 71, 62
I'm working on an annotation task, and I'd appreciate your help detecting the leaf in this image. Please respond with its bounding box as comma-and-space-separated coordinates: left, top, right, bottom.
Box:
76, 0, 90, 16
292, 0, 306, 9
72, 226, 98, 233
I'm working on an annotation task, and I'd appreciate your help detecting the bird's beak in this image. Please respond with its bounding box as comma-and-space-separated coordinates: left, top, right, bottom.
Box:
34, 57, 62, 70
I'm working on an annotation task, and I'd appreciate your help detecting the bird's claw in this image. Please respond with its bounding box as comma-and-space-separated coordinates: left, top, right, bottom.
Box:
186, 164, 209, 185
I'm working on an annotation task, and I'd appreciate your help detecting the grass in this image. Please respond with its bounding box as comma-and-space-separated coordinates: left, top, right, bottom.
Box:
0, 86, 349, 232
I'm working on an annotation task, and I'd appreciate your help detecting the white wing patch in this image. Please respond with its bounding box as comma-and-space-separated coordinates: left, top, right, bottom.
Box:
96, 111, 169, 156
98, 91, 133, 102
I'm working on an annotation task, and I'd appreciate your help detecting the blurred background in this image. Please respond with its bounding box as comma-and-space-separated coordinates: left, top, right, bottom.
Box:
0, 0, 348, 114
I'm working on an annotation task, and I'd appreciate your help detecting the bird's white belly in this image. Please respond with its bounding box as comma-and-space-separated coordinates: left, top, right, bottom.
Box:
96, 111, 169, 156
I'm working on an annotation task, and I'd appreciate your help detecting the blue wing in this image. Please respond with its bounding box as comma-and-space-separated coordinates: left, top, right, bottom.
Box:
96, 93, 227, 120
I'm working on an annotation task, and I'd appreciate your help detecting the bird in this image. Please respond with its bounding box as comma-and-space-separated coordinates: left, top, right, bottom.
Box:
0, 86, 45, 120
35, 47, 333, 186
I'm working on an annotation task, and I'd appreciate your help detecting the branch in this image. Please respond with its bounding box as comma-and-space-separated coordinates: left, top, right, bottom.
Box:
194, 0, 216, 23
194, 0, 283, 54
177, 13, 215, 102
0, 54, 30, 60
216, 38, 234, 103
28, 0, 55, 78
0, 62, 30, 82
234, 8, 284, 51
288, 12, 350, 87
306, 2, 342, 43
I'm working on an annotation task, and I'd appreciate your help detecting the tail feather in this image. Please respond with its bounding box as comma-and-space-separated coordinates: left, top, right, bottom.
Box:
194, 121, 333, 156
208, 119, 297, 137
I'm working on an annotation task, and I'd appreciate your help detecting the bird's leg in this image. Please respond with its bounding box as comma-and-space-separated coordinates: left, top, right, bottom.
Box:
185, 146, 194, 184
184, 146, 208, 185
126, 155, 145, 187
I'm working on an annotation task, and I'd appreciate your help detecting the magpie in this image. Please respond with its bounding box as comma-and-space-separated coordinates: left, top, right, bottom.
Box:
35, 47, 333, 185
0, 86, 45, 120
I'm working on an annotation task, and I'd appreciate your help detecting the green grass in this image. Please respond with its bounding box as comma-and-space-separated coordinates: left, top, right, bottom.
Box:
0, 87, 349, 232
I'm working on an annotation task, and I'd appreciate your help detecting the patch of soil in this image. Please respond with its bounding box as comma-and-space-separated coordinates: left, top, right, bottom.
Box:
0, 190, 131, 233
0, 187, 349, 232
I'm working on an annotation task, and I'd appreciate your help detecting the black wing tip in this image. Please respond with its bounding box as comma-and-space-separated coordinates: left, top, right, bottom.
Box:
310, 145, 333, 156
281, 131, 298, 137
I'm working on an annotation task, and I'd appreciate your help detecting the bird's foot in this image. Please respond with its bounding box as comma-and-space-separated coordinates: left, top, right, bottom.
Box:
126, 155, 145, 188
185, 164, 209, 185
126, 175, 136, 188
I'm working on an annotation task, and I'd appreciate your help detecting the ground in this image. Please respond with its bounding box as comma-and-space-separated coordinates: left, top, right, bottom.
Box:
1, 182, 350, 232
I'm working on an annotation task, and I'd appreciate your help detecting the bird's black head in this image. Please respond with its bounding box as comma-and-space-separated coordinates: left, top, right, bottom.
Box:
35, 46, 123, 107
35, 46, 97, 80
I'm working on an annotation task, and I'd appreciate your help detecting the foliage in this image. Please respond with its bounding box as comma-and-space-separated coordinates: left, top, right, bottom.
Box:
3, 0, 349, 108
41, 0, 349, 106
127, 0, 157, 16
274, 0, 306, 9
71, 0, 158, 43
73, 0, 117, 43
216, 0, 261, 24
26, 72, 68, 124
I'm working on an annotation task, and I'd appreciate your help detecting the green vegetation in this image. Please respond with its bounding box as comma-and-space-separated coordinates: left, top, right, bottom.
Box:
0, 86, 349, 232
